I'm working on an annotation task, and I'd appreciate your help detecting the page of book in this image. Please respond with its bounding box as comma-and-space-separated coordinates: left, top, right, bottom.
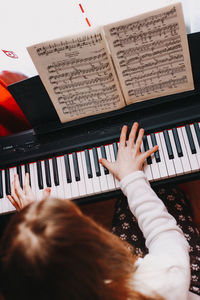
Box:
104, 3, 194, 105
27, 29, 125, 123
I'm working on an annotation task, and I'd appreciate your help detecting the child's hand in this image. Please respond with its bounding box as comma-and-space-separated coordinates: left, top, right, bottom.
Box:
7, 173, 51, 211
99, 122, 158, 181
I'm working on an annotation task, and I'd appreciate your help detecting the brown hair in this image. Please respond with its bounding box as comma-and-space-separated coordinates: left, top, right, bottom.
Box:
0, 198, 162, 300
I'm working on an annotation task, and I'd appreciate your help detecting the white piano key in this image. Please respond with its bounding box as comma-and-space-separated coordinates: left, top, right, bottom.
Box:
80, 151, 94, 195
21, 165, 25, 187
69, 154, 79, 198
33, 162, 43, 201
56, 157, 65, 199
77, 152, 87, 197
8, 167, 16, 212
48, 159, 58, 198
181, 126, 199, 172
59, 155, 72, 199
190, 124, 200, 167
176, 128, 191, 174
155, 133, 168, 179
29, 162, 38, 200
147, 135, 160, 180
140, 141, 153, 181
108, 145, 120, 188
41, 161, 47, 189
159, 132, 176, 177
2, 169, 10, 213
89, 149, 101, 193
168, 130, 184, 175
97, 147, 109, 192
104, 146, 116, 190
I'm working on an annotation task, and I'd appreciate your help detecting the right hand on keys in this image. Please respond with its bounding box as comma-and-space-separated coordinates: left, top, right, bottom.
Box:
7, 173, 51, 211
99, 122, 158, 181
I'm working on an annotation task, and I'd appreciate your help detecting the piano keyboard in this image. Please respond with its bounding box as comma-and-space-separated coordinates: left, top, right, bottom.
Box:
0, 122, 199, 215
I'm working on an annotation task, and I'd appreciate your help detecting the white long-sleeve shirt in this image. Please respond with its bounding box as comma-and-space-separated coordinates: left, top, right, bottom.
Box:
120, 171, 199, 300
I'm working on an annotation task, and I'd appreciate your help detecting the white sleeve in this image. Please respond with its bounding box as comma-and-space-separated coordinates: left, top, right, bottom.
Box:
120, 171, 190, 300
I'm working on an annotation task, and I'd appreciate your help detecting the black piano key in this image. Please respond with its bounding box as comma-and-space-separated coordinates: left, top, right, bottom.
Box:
64, 155, 72, 183
72, 152, 80, 181
163, 130, 174, 159
25, 163, 31, 186
44, 160, 51, 187
92, 147, 101, 177
100, 145, 109, 175
5, 169, 11, 195
194, 123, 200, 147
0, 170, 3, 198
185, 125, 196, 154
143, 135, 152, 164
113, 142, 118, 160
84, 149, 93, 178
172, 128, 183, 157
36, 161, 44, 189
150, 133, 160, 162
17, 165, 23, 188
52, 157, 59, 186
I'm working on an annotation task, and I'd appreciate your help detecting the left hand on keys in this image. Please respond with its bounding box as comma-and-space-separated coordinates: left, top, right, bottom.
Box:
7, 173, 51, 211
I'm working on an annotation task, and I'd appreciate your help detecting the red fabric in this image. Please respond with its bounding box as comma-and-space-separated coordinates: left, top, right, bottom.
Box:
0, 73, 31, 136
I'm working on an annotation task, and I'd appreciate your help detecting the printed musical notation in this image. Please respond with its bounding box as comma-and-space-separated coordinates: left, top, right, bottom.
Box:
27, 31, 124, 122
104, 3, 194, 104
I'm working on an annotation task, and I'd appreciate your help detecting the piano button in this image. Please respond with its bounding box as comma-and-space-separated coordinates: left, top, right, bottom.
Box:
147, 135, 160, 180
105, 145, 116, 190
168, 130, 184, 175
141, 140, 153, 181
84, 149, 92, 179
163, 130, 174, 159
56, 157, 65, 199
181, 126, 199, 172
0, 170, 3, 198
76, 152, 87, 197
17, 165, 23, 188
172, 128, 183, 157
97, 147, 109, 192
59, 156, 72, 199
89, 149, 101, 193
190, 124, 200, 168
64, 154, 72, 183
109, 145, 120, 188
150, 133, 160, 162
5, 168, 11, 195
159, 132, 176, 177
44, 159, 51, 187
143, 135, 152, 165
155, 133, 168, 179
92, 147, 101, 177
52, 157, 59, 186
69, 154, 79, 198
25, 163, 31, 186
113, 142, 118, 160
185, 124, 196, 154
80, 151, 94, 195
194, 122, 200, 147
36, 161, 44, 190
176, 128, 191, 174
100, 145, 109, 175
72, 152, 80, 181
48, 159, 58, 198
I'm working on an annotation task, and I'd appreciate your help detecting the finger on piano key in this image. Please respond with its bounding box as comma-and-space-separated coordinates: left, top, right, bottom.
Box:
72, 152, 80, 181
56, 157, 66, 199
76, 152, 87, 197
100, 145, 109, 175
181, 126, 199, 172
17, 165, 23, 188
49, 159, 58, 198
150, 133, 160, 162
168, 130, 184, 175
89, 149, 101, 193
159, 132, 176, 177
52, 157, 59, 186
194, 122, 200, 147
140, 140, 153, 181
69, 154, 79, 198
92, 147, 101, 177
59, 155, 72, 199
109, 145, 120, 188
155, 133, 168, 179
64, 154, 72, 183
97, 147, 109, 192
147, 135, 160, 180
176, 128, 191, 174
33, 162, 44, 201
104, 146, 116, 190
185, 124, 196, 154
190, 124, 200, 167
80, 151, 94, 195
163, 130, 174, 159
0, 170, 3, 199
143, 135, 152, 165
44, 159, 51, 187
172, 128, 183, 157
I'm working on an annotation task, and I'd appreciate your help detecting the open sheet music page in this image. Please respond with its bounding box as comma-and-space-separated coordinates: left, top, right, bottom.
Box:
27, 29, 125, 123
104, 3, 194, 105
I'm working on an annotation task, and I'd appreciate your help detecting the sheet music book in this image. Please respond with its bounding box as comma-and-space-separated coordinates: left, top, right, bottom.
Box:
27, 3, 194, 123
